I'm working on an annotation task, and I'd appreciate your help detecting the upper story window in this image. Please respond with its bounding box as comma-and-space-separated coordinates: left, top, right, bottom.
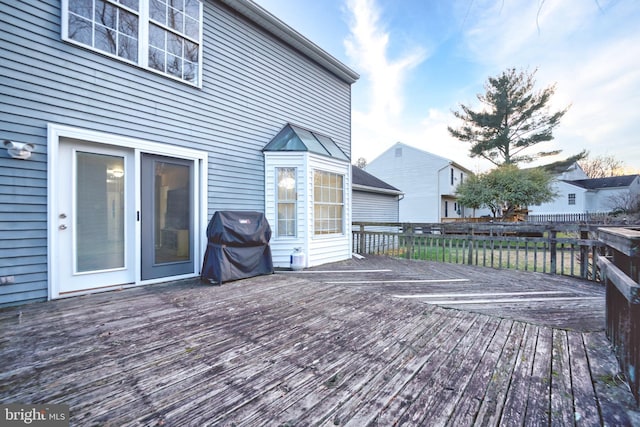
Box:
63, 0, 202, 86
568, 193, 576, 205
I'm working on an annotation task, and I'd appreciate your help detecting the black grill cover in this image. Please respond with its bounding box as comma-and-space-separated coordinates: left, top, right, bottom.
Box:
201, 211, 273, 284
207, 210, 272, 246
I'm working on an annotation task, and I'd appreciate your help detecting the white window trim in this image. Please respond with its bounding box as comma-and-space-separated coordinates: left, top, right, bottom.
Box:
275, 167, 298, 239
47, 123, 208, 300
312, 169, 345, 237
61, 0, 204, 87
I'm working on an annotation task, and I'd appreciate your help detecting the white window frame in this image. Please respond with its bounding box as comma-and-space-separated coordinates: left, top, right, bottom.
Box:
568, 193, 576, 205
275, 167, 297, 238
61, 0, 203, 87
313, 170, 344, 236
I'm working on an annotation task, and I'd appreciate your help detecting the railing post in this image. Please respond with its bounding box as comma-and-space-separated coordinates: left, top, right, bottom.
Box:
359, 223, 365, 254
467, 225, 474, 265
580, 228, 589, 279
550, 229, 557, 275
406, 224, 414, 260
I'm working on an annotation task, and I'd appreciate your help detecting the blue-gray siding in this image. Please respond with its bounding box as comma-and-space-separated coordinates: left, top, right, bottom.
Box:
352, 191, 400, 223
0, 0, 353, 306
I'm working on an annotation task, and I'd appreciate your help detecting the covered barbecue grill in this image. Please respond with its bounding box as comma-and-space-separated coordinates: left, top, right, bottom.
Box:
201, 211, 273, 284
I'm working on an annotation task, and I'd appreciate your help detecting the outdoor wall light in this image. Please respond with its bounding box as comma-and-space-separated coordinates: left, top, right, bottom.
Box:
4, 140, 35, 160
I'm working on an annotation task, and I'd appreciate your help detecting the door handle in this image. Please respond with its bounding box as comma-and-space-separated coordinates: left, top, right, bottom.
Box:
59, 225, 67, 230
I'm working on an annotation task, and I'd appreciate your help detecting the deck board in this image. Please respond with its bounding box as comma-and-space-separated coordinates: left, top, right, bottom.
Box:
1, 255, 638, 426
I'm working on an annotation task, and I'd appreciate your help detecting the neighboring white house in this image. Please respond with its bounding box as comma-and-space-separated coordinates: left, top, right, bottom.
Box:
365, 142, 473, 222
529, 161, 640, 215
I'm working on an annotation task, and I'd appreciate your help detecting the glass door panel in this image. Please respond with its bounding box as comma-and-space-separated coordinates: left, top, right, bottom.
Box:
141, 154, 194, 280
76, 152, 126, 272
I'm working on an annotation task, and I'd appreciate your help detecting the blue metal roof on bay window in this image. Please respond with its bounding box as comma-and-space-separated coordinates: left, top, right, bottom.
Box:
263, 124, 349, 161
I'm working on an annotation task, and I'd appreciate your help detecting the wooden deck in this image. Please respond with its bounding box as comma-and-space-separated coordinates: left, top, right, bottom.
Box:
1, 256, 638, 426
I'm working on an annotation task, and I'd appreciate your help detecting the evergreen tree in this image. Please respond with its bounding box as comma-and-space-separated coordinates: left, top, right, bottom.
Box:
448, 67, 569, 166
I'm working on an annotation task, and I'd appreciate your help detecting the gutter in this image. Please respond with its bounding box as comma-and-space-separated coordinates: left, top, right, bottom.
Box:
353, 184, 404, 196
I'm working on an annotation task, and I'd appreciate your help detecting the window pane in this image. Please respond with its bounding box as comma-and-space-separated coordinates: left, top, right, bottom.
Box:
277, 168, 296, 237
277, 204, 295, 237
69, 14, 92, 45
167, 7, 184, 33
119, 8, 139, 36
118, 33, 138, 61
185, 0, 200, 19
183, 60, 197, 84
76, 152, 125, 272
166, 53, 182, 78
69, 0, 92, 19
184, 39, 198, 61
149, 46, 165, 71
277, 168, 296, 199
155, 161, 191, 263
170, 0, 184, 9
150, 0, 166, 23
167, 31, 182, 56
149, 23, 165, 49
184, 17, 199, 41
95, 0, 117, 29
119, 0, 139, 11
95, 24, 117, 55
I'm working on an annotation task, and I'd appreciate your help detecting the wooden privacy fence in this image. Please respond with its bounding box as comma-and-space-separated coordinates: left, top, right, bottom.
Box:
352, 222, 604, 281
597, 227, 640, 405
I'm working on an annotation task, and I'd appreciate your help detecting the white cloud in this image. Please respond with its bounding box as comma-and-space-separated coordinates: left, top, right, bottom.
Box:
457, 0, 640, 169
344, 0, 427, 161
346, 0, 640, 172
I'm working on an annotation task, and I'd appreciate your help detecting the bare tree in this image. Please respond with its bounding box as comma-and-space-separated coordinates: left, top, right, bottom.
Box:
606, 192, 640, 215
578, 152, 625, 178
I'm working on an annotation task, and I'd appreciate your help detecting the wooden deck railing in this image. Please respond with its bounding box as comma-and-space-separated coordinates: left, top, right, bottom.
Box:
597, 227, 640, 405
352, 222, 604, 281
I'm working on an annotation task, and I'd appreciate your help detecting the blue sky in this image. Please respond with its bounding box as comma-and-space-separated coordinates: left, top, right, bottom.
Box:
254, 0, 640, 173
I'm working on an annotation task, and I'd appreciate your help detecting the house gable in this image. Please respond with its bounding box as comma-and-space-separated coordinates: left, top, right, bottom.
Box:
366, 142, 473, 222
